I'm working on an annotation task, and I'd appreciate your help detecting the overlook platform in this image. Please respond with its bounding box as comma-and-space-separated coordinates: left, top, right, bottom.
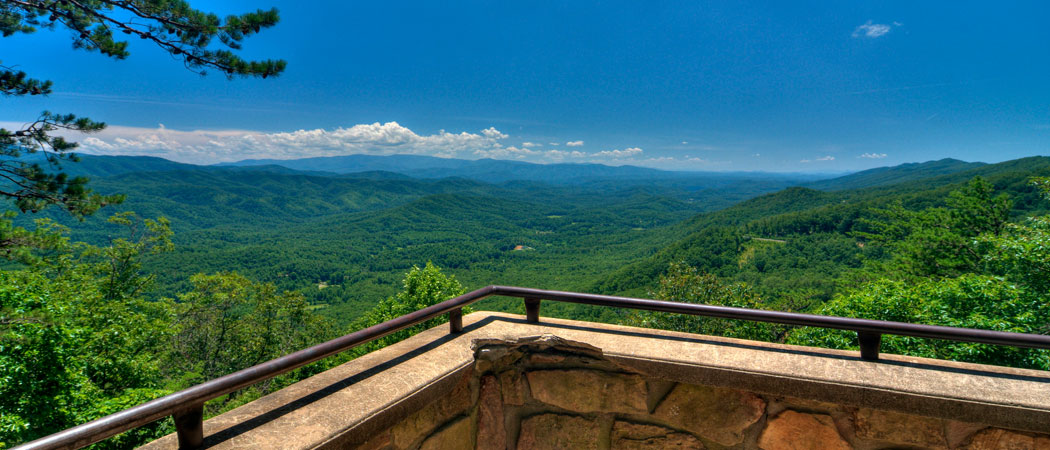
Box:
140, 311, 1050, 449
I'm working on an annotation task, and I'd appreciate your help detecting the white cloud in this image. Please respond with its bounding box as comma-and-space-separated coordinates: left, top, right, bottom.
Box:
72, 121, 511, 164
681, 141, 688, 145
853, 20, 894, 38
859, 152, 887, 159
473, 145, 643, 164
46, 121, 724, 169
473, 146, 539, 160
800, 155, 835, 163
596, 154, 719, 169
481, 127, 508, 139
496, 148, 716, 169
593, 147, 643, 159
469, 145, 658, 166
565, 140, 584, 147
546, 149, 587, 160
473, 145, 589, 162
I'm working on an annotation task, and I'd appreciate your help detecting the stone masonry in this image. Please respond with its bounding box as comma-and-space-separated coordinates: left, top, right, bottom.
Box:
351, 335, 1050, 450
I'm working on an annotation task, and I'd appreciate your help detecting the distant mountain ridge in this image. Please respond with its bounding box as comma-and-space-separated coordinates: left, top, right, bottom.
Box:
31, 153, 1019, 194
32, 153, 996, 187
217, 153, 679, 183
218, 154, 478, 172
804, 158, 986, 191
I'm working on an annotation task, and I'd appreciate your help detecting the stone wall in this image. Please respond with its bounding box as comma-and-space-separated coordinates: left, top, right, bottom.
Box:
352, 335, 1050, 450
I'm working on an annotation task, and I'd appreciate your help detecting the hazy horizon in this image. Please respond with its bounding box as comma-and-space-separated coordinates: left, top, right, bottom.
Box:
59, 149, 999, 176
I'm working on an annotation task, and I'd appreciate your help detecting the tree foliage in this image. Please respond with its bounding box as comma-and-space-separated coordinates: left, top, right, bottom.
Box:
0, 0, 285, 218
348, 262, 466, 357
614, 175, 1049, 370
786, 178, 1050, 369
0, 214, 331, 448
0, 112, 118, 218
2, 147, 1049, 447
624, 262, 786, 342
788, 274, 1049, 369
855, 177, 1012, 278
0, 230, 174, 448
168, 272, 330, 389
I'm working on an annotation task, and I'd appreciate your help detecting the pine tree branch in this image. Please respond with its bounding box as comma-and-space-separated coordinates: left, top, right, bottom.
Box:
7, 0, 285, 77
0, 0, 283, 218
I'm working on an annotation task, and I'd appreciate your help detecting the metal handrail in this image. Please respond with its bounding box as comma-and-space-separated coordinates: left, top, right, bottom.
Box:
15, 285, 1050, 449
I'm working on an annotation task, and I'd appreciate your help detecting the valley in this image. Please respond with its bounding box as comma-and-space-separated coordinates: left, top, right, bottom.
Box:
26, 154, 1050, 325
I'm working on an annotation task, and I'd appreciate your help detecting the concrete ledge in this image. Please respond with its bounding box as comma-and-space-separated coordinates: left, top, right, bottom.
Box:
142, 312, 1050, 449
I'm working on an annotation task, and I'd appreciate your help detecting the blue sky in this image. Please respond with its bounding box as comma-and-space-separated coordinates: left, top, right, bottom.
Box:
2, 1, 1048, 171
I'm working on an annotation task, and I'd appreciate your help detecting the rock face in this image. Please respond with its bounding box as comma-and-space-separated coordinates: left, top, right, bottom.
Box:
346, 335, 1050, 450
517, 414, 600, 450
652, 383, 766, 446
758, 411, 850, 450
418, 415, 473, 450
852, 408, 947, 449
476, 375, 506, 450
611, 421, 703, 450
498, 370, 526, 406
390, 375, 473, 449
962, 428, 1050, 450
526, 369, 648, 414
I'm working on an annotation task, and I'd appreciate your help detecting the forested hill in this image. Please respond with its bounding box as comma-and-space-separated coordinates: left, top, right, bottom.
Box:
218, 154, 480, 173
41, 169, 498, 235
20, 153, 1048, 324
592, 156, 1050, 304
217, 153, 826, 185
21, 154, 197, 177
218, 153, 674, 182
803, 158, 985, 191
20, 153, 823, 321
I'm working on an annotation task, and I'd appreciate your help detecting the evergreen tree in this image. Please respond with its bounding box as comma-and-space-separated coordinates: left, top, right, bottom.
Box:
0, 0, 285, 218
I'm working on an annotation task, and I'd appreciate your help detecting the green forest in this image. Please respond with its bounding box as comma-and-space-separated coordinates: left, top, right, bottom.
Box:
4, 1, 1047, 449
2, 153, 1050, 448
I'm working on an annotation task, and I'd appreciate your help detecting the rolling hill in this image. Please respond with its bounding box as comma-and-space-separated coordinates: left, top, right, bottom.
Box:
804, 158, 985, 191
592, 156, 1050, 301
20, 152, 1048, 325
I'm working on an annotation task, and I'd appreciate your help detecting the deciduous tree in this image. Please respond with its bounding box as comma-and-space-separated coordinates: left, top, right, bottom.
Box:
348, 262, 466, 356
624, 262, 785, 342
789, 178, 1049, 370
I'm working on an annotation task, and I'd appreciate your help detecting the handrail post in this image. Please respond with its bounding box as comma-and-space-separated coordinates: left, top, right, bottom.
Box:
525, 297, 541, 323
449, 308, 463, 333
173, 404, 204, 449
858, 331, 882, 361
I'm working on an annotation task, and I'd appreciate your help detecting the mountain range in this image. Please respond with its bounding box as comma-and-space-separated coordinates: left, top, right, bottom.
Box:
20, 152, 1048, 323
